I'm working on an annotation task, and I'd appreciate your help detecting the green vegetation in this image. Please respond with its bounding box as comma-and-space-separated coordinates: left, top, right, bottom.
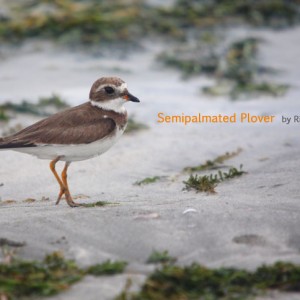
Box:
183, 173, 218, 194
0, 94, 69, 119
116, 261, 300, 300
38, 94, 69, 109
134, 176, 161, 186
87, 260, 127, 276
82, 201, 116, 208
1, 249, 300, 300
0, 0, 298, 99
1, 0, 298, 45
204, 81, 289, 99
125, 118, 149, 134
217, 165, 246, 180
0, 0, 147, 45
0, 252, 127, 299
160, 37, 289, 99
202, 38, 289, 99
155, 0, 298, 99
0, 252, 83, 299
157, 0, 300, 30
183, 165, 246, 193
183, 148, 242, 172
0, 109, 9, 121
146, 250, 177, 265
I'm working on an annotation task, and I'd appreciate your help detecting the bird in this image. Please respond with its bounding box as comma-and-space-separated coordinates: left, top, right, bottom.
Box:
0, 77, 140, 207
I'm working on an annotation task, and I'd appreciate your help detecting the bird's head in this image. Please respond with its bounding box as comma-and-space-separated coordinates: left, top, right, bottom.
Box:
89, 77, 140, 113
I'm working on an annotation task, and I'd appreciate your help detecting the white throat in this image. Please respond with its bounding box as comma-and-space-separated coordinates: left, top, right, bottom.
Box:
90, 98, 127, 114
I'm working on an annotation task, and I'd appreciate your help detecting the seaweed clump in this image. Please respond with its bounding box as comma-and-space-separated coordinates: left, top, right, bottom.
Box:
1, 0, 299, 45
0, 94, 69, 120
125, 118, 149, 134
146, 250, 177, 265
0, 252, 127, 299
183, 173, 219, 194
0, 0, 148, 45
155, 0, 299, 99
183, 148, 242, 172
87, 260, 127, 276
116, 261, 300, 300
159, 37, 289, 99
82, 201, 115, 208
157, 0, 300, 29
0, 0, 298, 99
0, 252, 83, 299
0, 109, 9, 122
202, 37, 289, 99
183, 165, 246, 194
134, 176, 161, 186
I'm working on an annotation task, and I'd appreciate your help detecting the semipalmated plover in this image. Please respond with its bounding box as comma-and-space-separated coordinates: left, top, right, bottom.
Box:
0, 77, 140, 207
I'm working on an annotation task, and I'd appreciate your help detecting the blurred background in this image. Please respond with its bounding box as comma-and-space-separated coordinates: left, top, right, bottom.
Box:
1, 2, 300, 299
0, 0, 300, 131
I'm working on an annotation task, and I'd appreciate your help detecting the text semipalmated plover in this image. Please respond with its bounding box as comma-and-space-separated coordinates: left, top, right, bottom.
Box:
0, 77, 140, 207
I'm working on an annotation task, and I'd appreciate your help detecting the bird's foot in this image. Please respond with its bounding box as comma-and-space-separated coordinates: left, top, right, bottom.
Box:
67, 200, 83, 208
65, 193, 83, 208
55, 188, 82, 207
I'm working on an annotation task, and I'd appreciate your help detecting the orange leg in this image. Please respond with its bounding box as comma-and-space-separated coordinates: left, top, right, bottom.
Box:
56, 161, 70, 205
59, 162, 79, 206
50, 157, 65, 199
50, 158, 81, 207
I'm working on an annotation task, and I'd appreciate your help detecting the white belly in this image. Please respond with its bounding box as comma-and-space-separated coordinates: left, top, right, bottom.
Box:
14, 127, 125, 162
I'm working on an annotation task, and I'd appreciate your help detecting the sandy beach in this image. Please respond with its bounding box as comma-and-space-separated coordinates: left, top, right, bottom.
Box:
0, 26, 300, 299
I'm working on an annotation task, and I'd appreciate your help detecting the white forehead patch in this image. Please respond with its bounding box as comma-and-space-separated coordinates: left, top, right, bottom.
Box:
118, 82, 128, 93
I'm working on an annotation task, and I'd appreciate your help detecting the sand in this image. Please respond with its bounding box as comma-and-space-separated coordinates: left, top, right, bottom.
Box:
0, 27, 300, 299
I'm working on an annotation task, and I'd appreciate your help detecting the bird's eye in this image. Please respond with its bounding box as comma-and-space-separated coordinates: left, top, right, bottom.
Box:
104, 86, 115, 94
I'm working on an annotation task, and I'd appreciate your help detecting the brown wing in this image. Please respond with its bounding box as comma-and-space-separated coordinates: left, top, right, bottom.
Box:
0, 103, 116, 148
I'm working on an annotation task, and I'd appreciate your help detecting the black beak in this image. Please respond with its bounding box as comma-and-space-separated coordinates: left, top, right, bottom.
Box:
123, 92, 140, 103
